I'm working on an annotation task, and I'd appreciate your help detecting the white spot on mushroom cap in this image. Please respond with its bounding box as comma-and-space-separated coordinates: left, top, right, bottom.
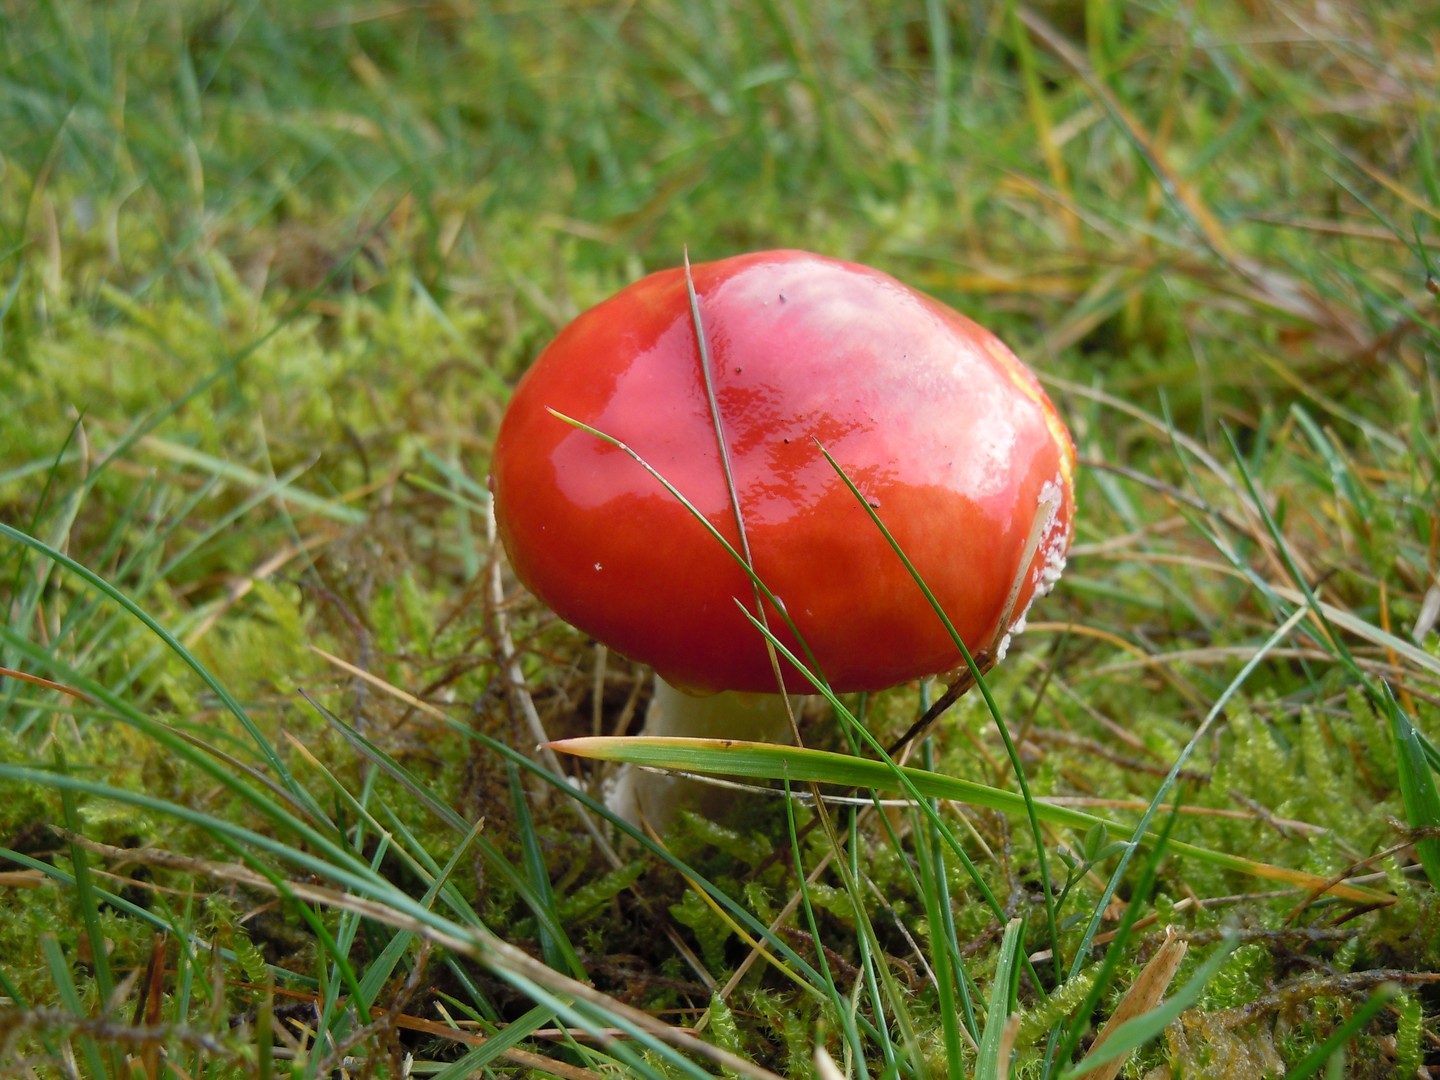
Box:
993, 472, 1070, 662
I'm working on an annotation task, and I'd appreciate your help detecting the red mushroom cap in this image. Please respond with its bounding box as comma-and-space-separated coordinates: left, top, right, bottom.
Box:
492, 250, 1075, 695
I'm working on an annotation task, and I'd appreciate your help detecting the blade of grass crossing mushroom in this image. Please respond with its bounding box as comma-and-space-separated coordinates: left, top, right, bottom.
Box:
813, 440, 1065, 982
684, 249, 802, 724
544, 410, 829, 684
684, 250, 754, 581
715, 611, 1025, 921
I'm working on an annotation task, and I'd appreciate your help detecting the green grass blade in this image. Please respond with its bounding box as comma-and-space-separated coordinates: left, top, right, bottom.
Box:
40, 933, 110, 1078
0, 521, 325, 818
1282, 983, 1400, 1080
549, 735, 1389, 904
1384, 683, 1440, 888
1057, 802, 1182, 1066
814, 440, 1065, 980
975, 918, 1023, 1080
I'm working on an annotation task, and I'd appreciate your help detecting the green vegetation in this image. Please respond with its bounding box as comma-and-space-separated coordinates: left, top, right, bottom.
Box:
2, 0, 1437, 1075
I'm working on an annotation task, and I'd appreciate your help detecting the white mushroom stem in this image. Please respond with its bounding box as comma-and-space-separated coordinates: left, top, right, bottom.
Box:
604, 675, 803, 831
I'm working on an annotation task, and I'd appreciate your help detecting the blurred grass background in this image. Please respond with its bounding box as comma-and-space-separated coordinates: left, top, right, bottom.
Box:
1, 0, 1438, 1076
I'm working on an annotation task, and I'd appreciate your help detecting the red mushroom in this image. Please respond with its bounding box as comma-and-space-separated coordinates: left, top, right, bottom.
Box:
492, 250, 1075, 827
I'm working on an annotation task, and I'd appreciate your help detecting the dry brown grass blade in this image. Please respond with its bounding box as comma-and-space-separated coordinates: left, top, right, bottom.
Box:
239, 981, 611, 1080
1076, 926, 1188, 1080
0, 870, 46, 889
1020, 620, 1211, 712
814, 1045, 847, 1080
1243, 212, 1416, 244
1337, 150, 1440, 225
137, 934, 167, 1080
1269, 584, 1440, 682
197, 975, 639, 1080
1028, 891, 1323, 964
1015, 7, 1236, 264
308, 644, 447, 721
1039, 797, 1331, 836
183, 533, 333, 647
1415, 578, 1440, 642
57, 832, 784, 1079
0, 666, 96, 704
1016, 5, 1364, 345
304, 646, 723, 997
1051, 377, 1335, 591
997, 1013, 1023, 1080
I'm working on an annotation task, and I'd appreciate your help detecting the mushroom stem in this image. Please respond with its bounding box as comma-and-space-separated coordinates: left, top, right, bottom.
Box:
604, 676, 802, 831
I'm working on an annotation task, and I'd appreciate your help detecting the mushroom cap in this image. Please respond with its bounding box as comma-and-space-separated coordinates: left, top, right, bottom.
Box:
492, 250, 1075, 695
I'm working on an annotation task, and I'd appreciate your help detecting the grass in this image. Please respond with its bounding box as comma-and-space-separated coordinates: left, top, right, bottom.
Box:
1, 0, 1438, 1075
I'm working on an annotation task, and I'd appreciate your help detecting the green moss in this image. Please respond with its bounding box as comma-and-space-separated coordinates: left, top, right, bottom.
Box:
1393, 990, 1424, 1077
668, 889, 731, 974
1199, 943, 1272, 1012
